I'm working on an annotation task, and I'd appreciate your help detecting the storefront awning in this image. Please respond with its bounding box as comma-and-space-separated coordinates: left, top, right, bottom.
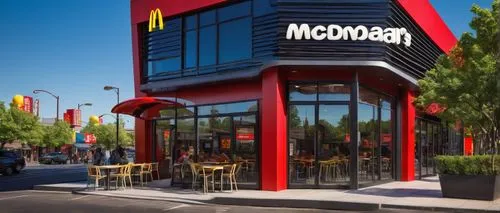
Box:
111, 97, 182, 119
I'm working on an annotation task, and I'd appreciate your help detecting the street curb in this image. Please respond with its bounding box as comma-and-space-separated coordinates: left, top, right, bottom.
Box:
71, 190, 500, 212
72, 190, 380, 211
381, 204, 500, 213
209, 197, 380, 211
33, 185, 82, 192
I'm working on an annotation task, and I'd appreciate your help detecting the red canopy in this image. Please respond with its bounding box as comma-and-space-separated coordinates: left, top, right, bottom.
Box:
111, 97, 181, 119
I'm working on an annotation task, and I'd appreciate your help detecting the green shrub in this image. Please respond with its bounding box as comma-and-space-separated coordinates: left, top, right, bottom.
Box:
435, 155, 500, 175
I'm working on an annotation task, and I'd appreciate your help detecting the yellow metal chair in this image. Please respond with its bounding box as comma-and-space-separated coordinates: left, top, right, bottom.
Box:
188, 163, 201, 190
222, 163, 239, 192
141, 163, 153, 185
151, 162, 160, 180
87, 166, 106, 190
131, 163, 146, 186
110, 164, 133, 189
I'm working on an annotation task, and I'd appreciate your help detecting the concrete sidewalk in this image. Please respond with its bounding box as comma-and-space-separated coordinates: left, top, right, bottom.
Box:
63, 176, 499, 212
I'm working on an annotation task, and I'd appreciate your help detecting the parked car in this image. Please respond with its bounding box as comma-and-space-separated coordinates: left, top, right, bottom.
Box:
0, 150, 26, 176
39, 152, 69, 164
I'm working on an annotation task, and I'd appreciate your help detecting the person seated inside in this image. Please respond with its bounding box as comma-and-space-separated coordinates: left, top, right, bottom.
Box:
176, 148, 190, 164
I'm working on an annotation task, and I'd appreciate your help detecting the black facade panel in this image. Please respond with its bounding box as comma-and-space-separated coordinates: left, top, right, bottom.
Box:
276, 0, 389, 61
139, 0, 446, 91
385, 1, 443, 79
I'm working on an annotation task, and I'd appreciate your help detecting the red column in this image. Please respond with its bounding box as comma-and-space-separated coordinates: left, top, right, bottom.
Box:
464, 137, 473, 156
260, 68, 287, 191
401, 90, 416, 181
135, 120, 151, 163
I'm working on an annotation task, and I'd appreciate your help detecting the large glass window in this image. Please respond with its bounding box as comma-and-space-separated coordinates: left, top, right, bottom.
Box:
199, 26, 217, 66
288, 105, 316, 186
218, 1, 251, 22
318, 84, 351, 101
380, 101, 393, 180
219, 17, 252, 63
289, 83, 317, 101
358, 102, 379, 184
318, 105, 350, 185
145, 1, 254, 80
154, 100, 259, 188
184, 29, 197, 69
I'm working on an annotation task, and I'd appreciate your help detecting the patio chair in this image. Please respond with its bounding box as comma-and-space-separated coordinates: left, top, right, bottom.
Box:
131, 163, 148, 186
142, 163, 153, 184
87, 166, 106, 190
199, 166, 214, 194
110, 164, 132, 189
151, 162, 160, 180
188, 163, 200, 190
222, 163, 238, 192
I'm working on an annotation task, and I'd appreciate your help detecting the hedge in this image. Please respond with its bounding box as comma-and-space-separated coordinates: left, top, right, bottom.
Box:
435, 155, 500, 175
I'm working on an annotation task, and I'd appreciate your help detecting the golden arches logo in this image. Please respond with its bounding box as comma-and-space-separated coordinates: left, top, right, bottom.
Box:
149, 8, 164, 32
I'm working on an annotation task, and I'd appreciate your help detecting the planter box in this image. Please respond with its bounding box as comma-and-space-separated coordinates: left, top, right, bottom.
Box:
439, 174, 500, 200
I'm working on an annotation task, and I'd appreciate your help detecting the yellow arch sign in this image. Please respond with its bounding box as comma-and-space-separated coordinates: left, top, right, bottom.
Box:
149, 8, 164, 32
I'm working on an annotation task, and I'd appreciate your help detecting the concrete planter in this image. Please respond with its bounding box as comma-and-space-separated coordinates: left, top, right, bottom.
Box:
439, 174, 500, 200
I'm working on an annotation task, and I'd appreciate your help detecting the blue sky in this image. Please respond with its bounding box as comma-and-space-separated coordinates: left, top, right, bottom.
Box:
0, 0, 494, 129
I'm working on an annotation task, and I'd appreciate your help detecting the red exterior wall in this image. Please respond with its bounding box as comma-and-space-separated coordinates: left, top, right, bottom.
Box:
395, 0, 457, 53
401, 90, 416, 181
130, 0, 227, 24
260, 68, 287, 191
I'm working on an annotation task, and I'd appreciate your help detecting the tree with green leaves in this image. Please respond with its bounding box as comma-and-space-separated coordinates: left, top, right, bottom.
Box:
415, 0, 499, 154
81, 120, 133, 149
42, 121, 74, 148
0, 103, 44, 149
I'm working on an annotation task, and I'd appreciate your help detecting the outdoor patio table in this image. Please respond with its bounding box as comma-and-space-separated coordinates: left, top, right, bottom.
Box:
96, 165, 124, 190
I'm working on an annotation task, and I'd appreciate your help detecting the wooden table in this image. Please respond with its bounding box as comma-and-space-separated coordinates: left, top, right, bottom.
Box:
96, 165, 124, 190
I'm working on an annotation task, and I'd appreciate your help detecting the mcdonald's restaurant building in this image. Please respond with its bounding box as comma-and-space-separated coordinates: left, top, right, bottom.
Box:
120, 0, 464, 190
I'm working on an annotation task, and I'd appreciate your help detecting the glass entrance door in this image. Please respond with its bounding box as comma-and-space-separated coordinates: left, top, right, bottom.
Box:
317, 105, 350, 186
289, 105, 316, 186
288, 104, 350, 187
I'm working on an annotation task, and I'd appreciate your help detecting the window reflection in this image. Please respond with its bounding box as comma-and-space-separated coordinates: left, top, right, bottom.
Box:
318, 105, 350, 185
218, 1, 251, 22
380, 106, 392, 180
358, 103, 379, 184
199, 26, 217, 66
184, 31, 197, 68
318, 84, 350, 101
288, 105, 316, 185
289, 84, 317, 101
219, 17, 252, 63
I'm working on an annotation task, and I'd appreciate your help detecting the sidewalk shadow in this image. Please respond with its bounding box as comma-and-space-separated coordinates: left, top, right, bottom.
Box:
347, 188, 442, 198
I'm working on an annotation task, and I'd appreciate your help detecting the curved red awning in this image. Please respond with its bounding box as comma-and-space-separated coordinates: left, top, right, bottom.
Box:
111, 97, 181, 119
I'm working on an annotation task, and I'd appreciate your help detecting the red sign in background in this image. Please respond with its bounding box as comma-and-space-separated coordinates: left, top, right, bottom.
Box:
65, 109, 82, 127
236, 133, 254, 140
84, 133, 97, 144
23, 96, 33, 113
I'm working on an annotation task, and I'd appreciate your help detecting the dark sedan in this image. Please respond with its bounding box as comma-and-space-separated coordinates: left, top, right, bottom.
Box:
39, 152, 69, 164
0, 150, 26, 175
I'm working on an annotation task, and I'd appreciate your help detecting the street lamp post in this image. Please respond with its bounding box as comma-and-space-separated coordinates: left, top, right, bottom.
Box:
77, 103, 92, 110
33, 89, 59, 122
104, 86, 120, 148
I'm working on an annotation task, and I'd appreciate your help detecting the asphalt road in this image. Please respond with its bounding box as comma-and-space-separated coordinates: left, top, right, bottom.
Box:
0, 190, 443, 213
0, 164, 87, 192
